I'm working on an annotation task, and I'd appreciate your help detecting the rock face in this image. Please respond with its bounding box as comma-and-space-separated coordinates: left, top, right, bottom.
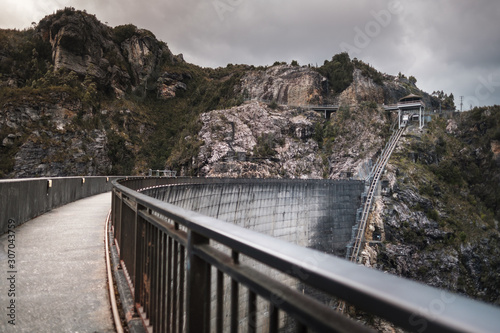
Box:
240, 65, 327, 105
156, 72, 189, 99
195, 101, 325, 178
326, 105, 389, 180
193, 95, 390, 180
39, 10, 128, 95
338, 69, 385, 105
12, 129, 109, 177
37, 10, 184, 97
228, 65, 392, 180
0, 92, 111, 177
372, 167, 500, 305
121, 32, 175, 89
46, 14, 113, 75
361, 115, 500, 306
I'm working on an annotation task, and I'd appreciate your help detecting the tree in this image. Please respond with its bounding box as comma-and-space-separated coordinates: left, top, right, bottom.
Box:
316, 52, 354, 94
409, 75, 417, 85
432, 90, 455, 110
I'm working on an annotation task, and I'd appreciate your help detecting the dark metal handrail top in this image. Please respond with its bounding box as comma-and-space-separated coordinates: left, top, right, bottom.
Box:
113, 178, 500, 333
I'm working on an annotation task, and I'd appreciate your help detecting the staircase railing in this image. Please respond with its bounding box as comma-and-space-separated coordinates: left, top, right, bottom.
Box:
340, 124, 406, 313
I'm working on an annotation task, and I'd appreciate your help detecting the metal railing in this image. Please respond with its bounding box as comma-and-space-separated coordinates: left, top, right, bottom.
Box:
398, 100, 425, 106
111, 177, 500, 333
148, 169, 177, 177
347, 125, 406, 264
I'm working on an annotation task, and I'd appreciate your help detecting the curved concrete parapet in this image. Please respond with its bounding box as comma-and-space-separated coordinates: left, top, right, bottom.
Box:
0, 176, 119, 234
141, 179, 365, 257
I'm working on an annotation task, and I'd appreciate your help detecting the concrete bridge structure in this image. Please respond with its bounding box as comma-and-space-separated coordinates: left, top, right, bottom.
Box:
1, 176, 500, 332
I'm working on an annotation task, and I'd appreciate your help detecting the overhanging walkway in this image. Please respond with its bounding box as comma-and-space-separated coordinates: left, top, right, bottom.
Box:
0, 193, 114, 332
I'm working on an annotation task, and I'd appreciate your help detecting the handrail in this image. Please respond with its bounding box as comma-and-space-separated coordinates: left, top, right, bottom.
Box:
111, 177, 500, 333
340, 125, 406, 313
349, 126, 406, 263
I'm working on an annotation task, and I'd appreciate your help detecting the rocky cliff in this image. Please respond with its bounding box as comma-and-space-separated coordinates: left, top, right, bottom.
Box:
194, 101, 325, 178
240, 65, 326, 105
36, 9, 185, 97
1, 8, 433, 179
0, 88, 152, 177
193, 65, 393, 179
337, 68, 385, 105
360, 108, 500, 306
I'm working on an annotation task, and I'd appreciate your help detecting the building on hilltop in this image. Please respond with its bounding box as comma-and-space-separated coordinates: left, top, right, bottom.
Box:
397, 94, 426, 128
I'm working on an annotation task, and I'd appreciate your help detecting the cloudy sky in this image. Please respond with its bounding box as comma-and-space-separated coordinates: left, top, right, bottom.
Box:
2, 0, 500, 109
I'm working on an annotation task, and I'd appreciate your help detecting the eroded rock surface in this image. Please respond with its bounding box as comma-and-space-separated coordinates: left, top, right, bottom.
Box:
196, 101, 325, 178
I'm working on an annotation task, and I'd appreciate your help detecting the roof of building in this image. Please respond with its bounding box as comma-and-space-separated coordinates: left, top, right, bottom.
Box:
399, 94, 422, 102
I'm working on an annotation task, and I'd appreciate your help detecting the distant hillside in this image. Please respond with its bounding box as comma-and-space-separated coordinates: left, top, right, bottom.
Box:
1, 7, 440, 179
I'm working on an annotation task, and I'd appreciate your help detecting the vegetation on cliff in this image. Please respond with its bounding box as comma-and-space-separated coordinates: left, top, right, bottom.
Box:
367, 107, 500, 306
0, 8, 250, 176
2, 8, 445, 178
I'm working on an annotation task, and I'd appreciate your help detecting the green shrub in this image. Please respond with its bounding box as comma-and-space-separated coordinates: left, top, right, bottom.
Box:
427, 209, 439, 221
107, 131, 135, 175
313, 122, 324, 148
432, 160, 463, 185
338, 105, 351, 121
268, 100, 279, 109
112, 24, 137, 44
253, 133, 280, 158
315, 52, 354, 94
419, 183, 434, 197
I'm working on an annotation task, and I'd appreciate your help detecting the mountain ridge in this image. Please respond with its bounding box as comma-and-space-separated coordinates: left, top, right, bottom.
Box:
1, 7, 439, 179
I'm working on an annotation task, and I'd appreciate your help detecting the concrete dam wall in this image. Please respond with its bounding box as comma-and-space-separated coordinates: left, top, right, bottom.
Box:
138, 178, 364, 331
142, 179, 365, 257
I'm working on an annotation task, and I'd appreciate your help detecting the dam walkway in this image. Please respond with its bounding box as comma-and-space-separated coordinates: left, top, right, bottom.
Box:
1, 177, 500, 333
0, 193, 114, 333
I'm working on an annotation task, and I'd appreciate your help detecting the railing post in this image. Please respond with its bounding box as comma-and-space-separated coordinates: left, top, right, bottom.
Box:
134, 208, 145, 306
119, 197, 137, 284
113, 190, 123, 254
186, 230, 211, 333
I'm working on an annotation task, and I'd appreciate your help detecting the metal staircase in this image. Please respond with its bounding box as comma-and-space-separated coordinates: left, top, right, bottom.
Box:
339, 122, 406, 313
